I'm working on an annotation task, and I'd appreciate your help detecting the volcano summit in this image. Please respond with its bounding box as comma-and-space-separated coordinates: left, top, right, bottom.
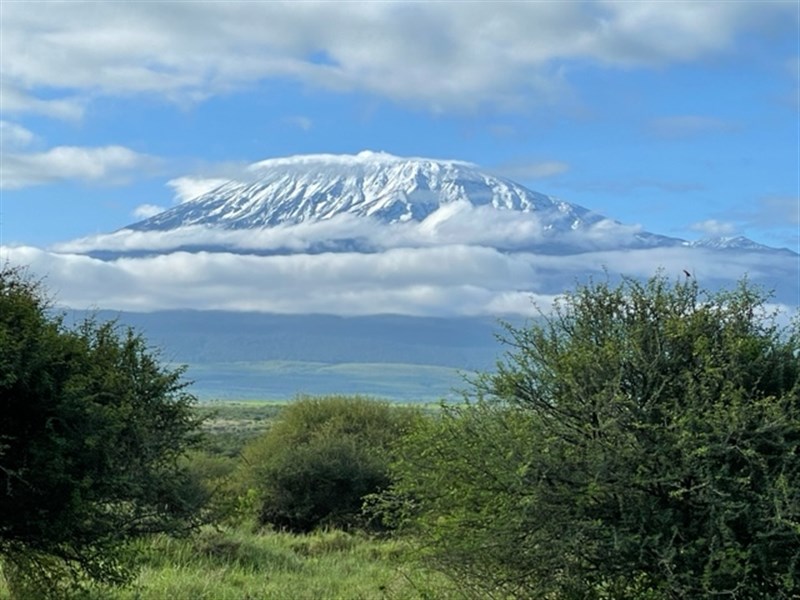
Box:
122, 151, 689, 254
129, 151, 601, 231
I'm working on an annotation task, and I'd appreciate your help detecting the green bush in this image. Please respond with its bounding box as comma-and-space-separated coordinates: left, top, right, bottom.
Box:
0, 266, 206, 597
240, 395, 418, 532
387, 276, 800, 599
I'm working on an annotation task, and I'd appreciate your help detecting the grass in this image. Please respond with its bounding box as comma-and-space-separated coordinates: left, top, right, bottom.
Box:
0, 399, 465, 599
193, 401, 284, 457
193, 399, 445, 457
0, 527, 461, 599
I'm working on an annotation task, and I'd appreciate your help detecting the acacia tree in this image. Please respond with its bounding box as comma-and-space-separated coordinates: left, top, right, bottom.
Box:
390, 276, 800, 599
0, 266, 206, 596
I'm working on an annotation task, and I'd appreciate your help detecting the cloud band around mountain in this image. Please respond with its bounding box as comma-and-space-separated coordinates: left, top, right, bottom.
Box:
4, 232, 796, 318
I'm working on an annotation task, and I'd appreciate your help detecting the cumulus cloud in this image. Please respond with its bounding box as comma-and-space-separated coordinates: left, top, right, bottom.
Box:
2, 244, 543, 316
1, 2, 794, 113
32, 194, 798, 317
689, 219, 738, 237
0, 120, 36, 148
53, 203, 645, 256
0, 145, 158, 189
132, 204, 166, 220
167, 176, 230, 202
0, 83, 85, 120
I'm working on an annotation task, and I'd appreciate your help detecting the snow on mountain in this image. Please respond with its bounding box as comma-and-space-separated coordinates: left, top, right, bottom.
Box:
686, 236, 797, 255
116, 151, 792, 258
128, 151, 605, 233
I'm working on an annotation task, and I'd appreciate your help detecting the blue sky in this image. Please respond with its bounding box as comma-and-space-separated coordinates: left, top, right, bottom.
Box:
0, 1, 798, 316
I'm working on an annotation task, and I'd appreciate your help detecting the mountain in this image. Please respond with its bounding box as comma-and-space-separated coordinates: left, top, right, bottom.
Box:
55, 151, 796, 399
124, 151, 685, 253
64, 309, 505, 369
686, 235, 797, 256
122, 151, 797, 257
129, 151, 603, 231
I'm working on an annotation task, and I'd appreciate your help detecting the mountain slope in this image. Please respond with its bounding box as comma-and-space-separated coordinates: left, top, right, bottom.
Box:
686, 236, 798, 256
129, 151, 607, 232
116, 151, 795, 259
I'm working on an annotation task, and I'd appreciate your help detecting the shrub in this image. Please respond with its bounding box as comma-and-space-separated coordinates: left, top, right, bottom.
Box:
387, 276, 800, 598
240, 395, 418, 532
0, 266, 206, 597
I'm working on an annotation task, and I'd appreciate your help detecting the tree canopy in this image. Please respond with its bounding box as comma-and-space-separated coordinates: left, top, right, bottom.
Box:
0, 266, 206, 596
388, 276, 800, 599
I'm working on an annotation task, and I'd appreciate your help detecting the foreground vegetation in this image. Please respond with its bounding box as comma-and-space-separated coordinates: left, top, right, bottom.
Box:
2, 526, 459, 599
2, 267, 798, 599
0, 396, 457, 599
389, 277, 800, 598
0, 266, 205, 596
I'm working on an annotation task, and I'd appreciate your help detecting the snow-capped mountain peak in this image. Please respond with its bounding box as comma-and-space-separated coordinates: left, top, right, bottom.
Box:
246, 149, 475, 172
127, 151, 601, 233
686, 236, 797, 255
120, 152, 794, 259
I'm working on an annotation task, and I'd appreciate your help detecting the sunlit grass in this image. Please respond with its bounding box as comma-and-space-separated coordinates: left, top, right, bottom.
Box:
0, 527, 461, 600
0, 400, 461, 599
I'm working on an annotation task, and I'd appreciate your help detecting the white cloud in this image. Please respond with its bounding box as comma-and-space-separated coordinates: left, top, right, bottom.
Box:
132, 204, 166, 220
0, 2, 793, 113
5, 239, 796, 318
32, 198, 799, 318
689, 219, 738, 237
0, 120, 36, 148
53, 203, 645, 256
0, 83, 85, 120
592, 1, 756, 65
167, 176, 230, 203
1, 244, 543, 316
0, 145, 157, 189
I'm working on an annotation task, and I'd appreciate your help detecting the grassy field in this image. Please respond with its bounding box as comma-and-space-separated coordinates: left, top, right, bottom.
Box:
194, 401, 284, 455
0, 527, 462, 599
0, 400, 463, 600
193, 398, 445, 457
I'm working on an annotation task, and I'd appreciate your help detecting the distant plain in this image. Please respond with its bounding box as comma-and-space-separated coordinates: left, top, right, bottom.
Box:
64, 310, 511, 402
